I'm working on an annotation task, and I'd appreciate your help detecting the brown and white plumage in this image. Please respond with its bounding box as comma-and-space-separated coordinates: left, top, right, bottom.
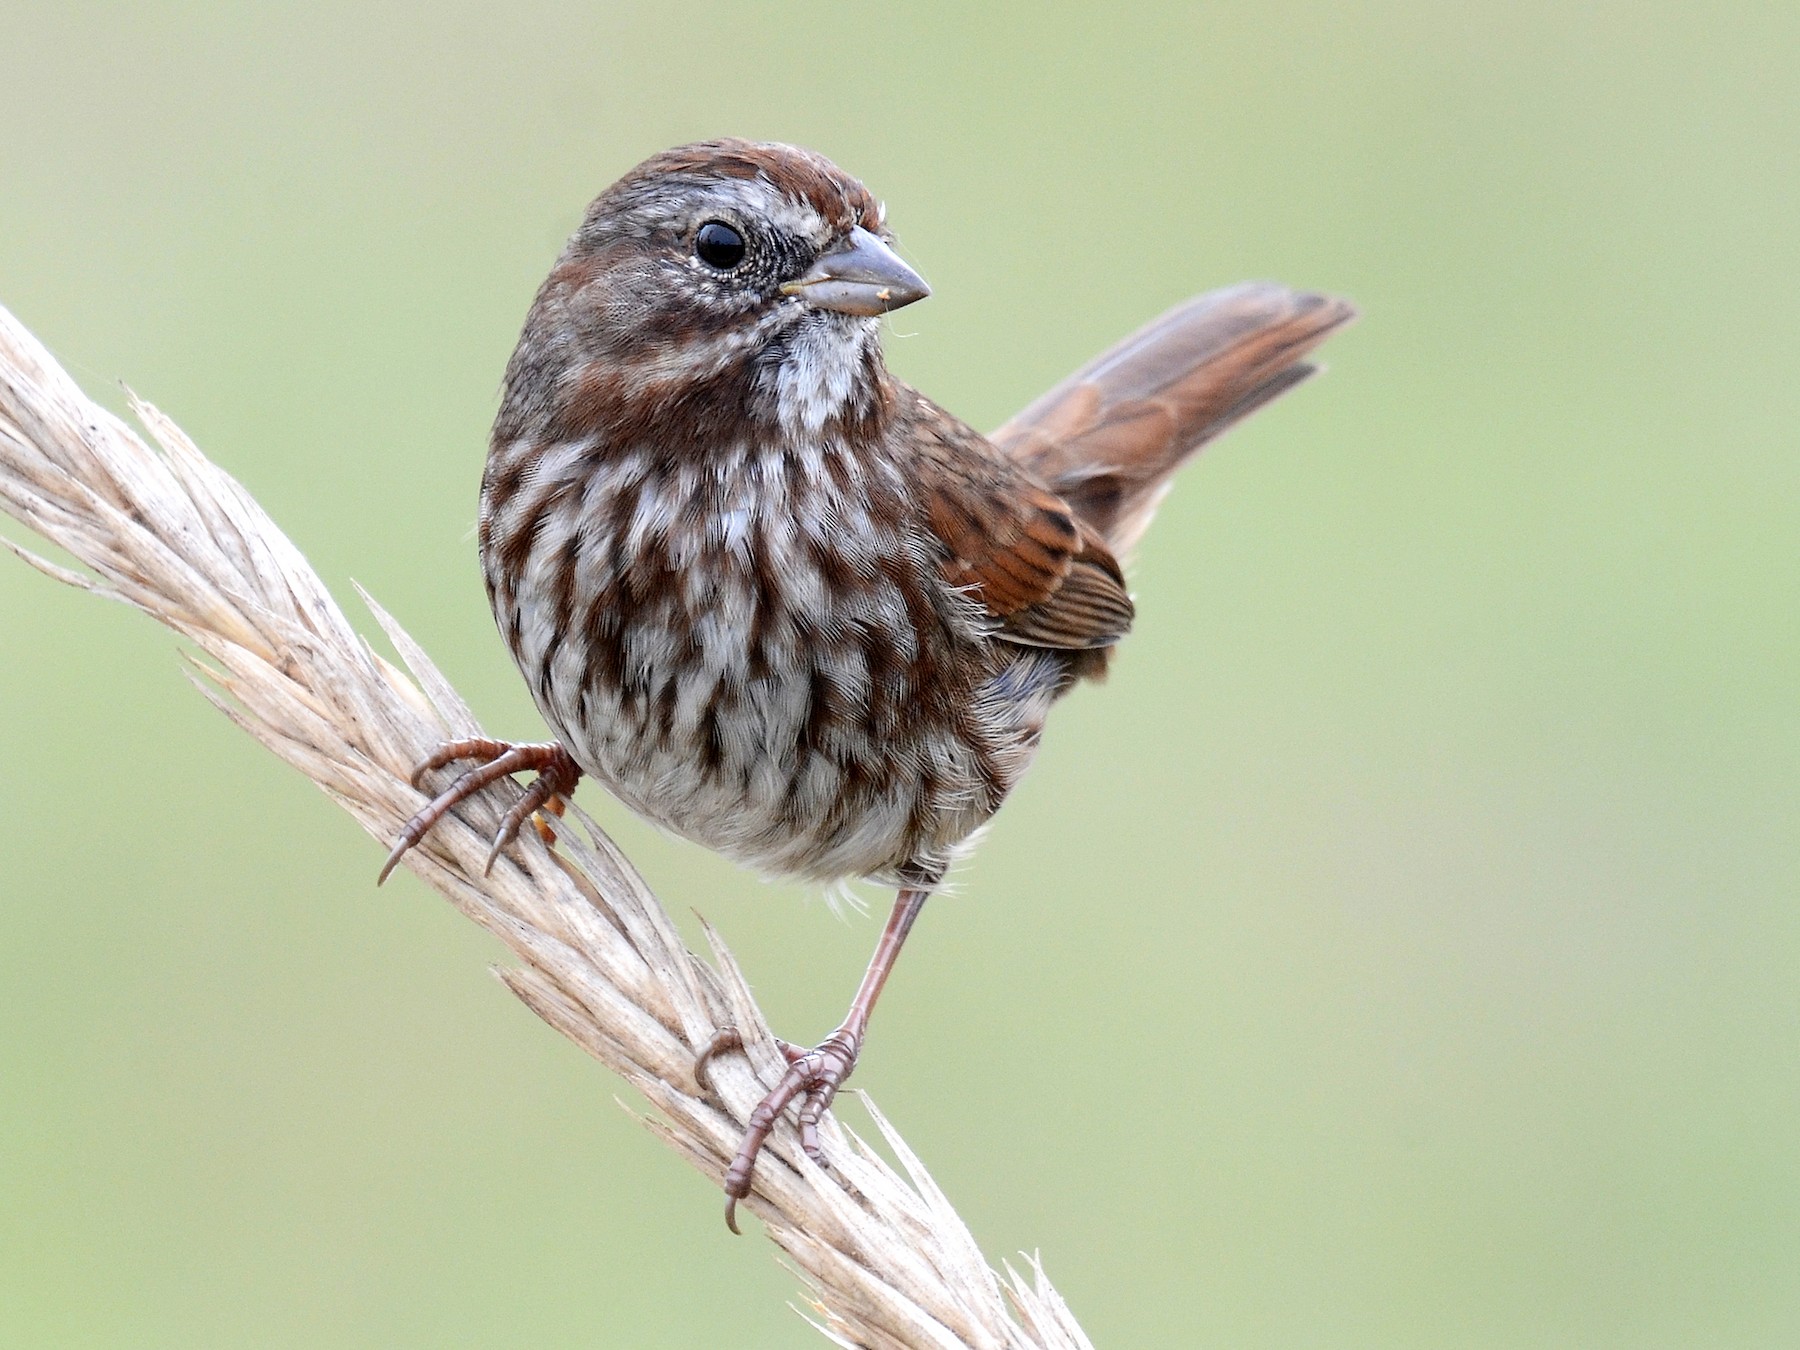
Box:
385, 139, 1355, 1224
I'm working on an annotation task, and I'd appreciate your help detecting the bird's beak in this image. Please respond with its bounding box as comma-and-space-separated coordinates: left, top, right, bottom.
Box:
780, 226, 930, 316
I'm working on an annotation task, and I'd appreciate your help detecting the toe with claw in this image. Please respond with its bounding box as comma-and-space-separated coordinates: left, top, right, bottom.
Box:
378, 738, 582, 884
707, 1025, 863, 1235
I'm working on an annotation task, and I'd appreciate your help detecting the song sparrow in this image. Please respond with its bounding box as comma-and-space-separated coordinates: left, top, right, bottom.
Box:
381, 139, 1354, 1230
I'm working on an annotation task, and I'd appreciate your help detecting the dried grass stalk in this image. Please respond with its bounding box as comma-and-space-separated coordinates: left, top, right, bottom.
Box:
0, 300, 1095, 1350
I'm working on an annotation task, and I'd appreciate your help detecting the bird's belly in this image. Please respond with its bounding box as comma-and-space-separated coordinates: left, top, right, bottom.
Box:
521, 561, 1029, 884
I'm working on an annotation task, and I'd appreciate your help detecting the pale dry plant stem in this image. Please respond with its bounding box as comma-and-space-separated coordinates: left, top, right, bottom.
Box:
0, 301, 1094, 1350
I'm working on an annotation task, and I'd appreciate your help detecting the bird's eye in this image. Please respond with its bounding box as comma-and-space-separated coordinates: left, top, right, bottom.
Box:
694, 221, 747, 270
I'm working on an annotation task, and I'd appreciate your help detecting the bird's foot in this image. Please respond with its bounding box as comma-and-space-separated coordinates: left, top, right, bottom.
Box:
695, 1025, 863, 1234
378, 738, 582, 884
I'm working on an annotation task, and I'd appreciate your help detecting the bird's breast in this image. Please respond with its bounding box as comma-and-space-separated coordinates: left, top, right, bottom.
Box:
480, 436, 1020, 882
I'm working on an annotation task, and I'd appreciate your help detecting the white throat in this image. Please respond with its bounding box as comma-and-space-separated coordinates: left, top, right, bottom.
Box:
765, 314, 878, 437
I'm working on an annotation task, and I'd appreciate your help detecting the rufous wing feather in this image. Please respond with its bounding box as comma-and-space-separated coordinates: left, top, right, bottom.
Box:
992, 282, 1357, 559
913, 399, 1134, 651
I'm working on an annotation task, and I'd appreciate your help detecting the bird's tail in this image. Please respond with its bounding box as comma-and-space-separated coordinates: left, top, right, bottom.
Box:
991, 282, 1356, 560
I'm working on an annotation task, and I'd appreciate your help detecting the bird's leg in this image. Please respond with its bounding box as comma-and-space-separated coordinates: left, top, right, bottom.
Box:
378, 739, 582, 884
702, 884, 933, 1234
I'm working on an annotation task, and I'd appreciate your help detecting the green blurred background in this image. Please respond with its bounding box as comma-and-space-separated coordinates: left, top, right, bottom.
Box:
3, 2, 1796, 1345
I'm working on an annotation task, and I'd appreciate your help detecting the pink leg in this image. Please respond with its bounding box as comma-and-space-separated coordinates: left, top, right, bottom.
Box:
704, 885, 932, 1234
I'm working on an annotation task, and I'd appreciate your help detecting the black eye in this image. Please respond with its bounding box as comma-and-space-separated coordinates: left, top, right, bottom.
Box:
694, 221, 746, 270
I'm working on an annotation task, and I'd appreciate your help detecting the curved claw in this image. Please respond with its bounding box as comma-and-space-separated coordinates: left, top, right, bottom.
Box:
483, 754, 580, 875
694, 1027, 815, 1096
692, 1027, 744, 1095
378, 740, 580, 884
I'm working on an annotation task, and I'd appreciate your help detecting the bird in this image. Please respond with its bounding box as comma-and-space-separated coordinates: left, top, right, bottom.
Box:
379, 138, 1355, 1230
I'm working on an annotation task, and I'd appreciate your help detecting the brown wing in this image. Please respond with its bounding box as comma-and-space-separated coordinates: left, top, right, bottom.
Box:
911, 397, 1134, 651
992, 282, 1357, 559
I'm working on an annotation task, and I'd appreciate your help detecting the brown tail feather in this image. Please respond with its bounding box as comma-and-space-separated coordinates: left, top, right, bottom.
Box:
991, 282, 1356, 559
